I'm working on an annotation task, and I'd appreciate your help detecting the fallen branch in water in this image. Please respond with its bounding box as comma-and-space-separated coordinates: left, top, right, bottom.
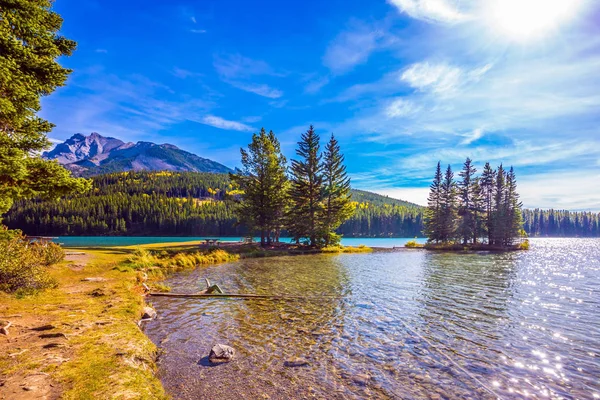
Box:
148, 293, 340, 300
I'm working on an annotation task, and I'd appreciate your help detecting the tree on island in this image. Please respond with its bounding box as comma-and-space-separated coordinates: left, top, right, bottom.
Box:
423, 159, 525, 247
232, 125, 354, 248
457, 158, 477, 245
440, 164, 457, 242
229, 129, 288, 246
424, 162, 443, 243
0, 0, 90, 219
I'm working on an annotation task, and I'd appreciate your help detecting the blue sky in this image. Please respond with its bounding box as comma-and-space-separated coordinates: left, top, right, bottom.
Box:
43, 0, 600, 210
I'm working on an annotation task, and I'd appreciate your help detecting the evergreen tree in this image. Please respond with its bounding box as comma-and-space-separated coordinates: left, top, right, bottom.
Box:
458, 158, 477, 245
470, 177, 485, 244
322, 134, 354, 245
230, 129, 288, 246
424, 161, 443, 243
0, 0, 90, 217
288, 125, 324, 247
504, 166, 523, 245
480, 162, 496, 244
440, 165, 457, 242
491, 164, 506, 246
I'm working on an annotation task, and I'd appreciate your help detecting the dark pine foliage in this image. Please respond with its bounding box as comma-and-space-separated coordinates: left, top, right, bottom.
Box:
4, 171, 426, 238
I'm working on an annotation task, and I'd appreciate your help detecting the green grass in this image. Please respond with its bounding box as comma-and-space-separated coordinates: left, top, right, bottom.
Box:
321, 244, 373, 253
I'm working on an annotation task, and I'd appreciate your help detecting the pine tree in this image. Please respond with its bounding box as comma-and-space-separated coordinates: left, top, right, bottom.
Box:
424, 161, 443, 243
504, 166, 523, 245
230, 128, 288, 246
288, 125, 324, 247
491, 164, 506, 246
458, 158, 477, 245
470, 177, 485, 244
322, 134, 354, 246
0, 0, 90, 217
440, 165, 457, 243
480, 162, 496, 244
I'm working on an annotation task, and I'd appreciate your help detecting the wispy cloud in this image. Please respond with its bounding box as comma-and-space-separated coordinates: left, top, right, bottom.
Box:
323, 22, 386, 74
172, 67, 203, 79
95, 49, 108, 53
387, 0, 471, 24
304, 76, 330, 94
227, 82, 283, 99
40, 67, 215, 142
400, 61, 492, 95
460, 128, 484, 145
385, 98, 420, 118
190, 29, 206, 34
191, 16, 197, 24
213, 54, 284, 98
199, 115, 255, 132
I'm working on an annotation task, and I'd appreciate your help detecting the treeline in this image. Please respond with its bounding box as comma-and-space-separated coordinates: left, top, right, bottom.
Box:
523, 209, 600, 237
4, 171, 424, 237
4, 171, 598, 239
4, 171, 243, 236
424, 159, 524, 246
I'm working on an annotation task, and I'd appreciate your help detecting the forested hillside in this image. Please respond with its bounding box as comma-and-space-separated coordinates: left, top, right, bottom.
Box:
4, 171, 424, 237
4, 171, 598, 237
523, 209, 600, 237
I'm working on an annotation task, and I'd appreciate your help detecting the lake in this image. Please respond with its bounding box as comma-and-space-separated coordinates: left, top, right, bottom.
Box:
55, 236, 425, 248
144, 238, 600, 399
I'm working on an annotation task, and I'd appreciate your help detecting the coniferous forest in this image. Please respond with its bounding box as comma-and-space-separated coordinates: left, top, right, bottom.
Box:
4, 168, 598, 239
3, 170, 425, 238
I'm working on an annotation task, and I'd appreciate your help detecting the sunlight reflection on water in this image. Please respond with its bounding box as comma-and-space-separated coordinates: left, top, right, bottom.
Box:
144, 238, 600, 399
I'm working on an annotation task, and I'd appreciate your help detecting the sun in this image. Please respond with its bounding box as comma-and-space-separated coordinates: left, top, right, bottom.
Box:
485, 0, 584, 41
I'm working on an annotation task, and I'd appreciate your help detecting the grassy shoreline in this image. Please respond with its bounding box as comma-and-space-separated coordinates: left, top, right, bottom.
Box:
0, 240, 373, 398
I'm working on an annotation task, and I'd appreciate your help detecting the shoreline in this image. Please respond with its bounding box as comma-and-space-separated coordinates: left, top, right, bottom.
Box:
0, 240, 374, 398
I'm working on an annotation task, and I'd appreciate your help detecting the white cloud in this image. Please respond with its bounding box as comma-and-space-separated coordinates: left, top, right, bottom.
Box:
460, 128, 483, 145
387, 0, 471, 24
385, 98, 419, 118
227, 82, 283, 99
172, 67, 202, 79
401, 62, 463, 94
372, 187, 430, 206
191, 16, 197, 23
213, 54, 284, 99
214, 54, 282, 80
323, 24, 385, 74
518, 171, 600, 211
304, 76, 330, 94
200, 115, 254, 132
190, 29, 206, 34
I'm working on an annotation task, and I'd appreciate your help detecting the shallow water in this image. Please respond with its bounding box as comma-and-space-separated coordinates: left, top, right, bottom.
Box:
144, 239, 600, 399
55, 236, 425, 248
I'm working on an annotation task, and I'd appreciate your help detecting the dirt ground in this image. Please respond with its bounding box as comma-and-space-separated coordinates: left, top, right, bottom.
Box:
0, 253, 90, 400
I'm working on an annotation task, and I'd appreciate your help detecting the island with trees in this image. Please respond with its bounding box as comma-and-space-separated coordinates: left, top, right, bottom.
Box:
230, 125, 355, 249
422, 159, 528, 251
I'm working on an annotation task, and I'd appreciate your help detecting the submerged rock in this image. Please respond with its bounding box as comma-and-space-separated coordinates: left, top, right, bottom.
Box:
284, 358, 309, 367
352, 373, 370, 386
208, 344, 235, 363
142, 306, 157, 320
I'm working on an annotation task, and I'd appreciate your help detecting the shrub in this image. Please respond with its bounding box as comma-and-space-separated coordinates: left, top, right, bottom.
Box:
0, 235, 58, 294
519, 239, 530, 250
32, 242, 65, 266
405, 240, 422, 248
127, 248, 159, 270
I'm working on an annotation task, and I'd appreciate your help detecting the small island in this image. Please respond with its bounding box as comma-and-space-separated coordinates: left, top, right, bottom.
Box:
415, 159, 529, 251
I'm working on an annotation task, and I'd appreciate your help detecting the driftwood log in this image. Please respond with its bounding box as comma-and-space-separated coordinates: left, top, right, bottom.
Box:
148, 293, 340, 300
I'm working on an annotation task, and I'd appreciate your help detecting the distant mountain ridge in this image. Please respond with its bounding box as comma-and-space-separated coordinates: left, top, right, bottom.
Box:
43, 133, 233, 177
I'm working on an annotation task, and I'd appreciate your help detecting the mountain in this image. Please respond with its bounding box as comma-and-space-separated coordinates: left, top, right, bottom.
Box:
43, 133, 233, 176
